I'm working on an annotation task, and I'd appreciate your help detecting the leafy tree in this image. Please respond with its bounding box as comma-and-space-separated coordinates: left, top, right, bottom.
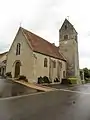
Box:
83, 68, 90, 79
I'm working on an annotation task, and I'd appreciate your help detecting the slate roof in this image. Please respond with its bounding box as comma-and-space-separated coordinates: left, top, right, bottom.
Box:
21, 27, 66, 61
59, 19, 77, 34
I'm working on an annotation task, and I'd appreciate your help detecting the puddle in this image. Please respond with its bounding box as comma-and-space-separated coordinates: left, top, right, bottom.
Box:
0, 78, 43, 98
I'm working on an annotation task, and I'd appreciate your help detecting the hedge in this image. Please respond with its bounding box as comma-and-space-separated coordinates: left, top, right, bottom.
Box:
68, 77, 78, 84
85, 78, 90, 83
6, 72, 12, 78
38, 76, 51, 84
18, 75, 28, 82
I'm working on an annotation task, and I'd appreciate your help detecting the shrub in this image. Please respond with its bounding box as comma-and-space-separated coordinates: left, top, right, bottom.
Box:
54, 78, 60, 82
85, 78, 90, 83
6, 72, 12, 78
18, 75, 28, 82
68, 77, 78, 84
38, 76, 43, 84
43, 76, 50, 83
19, 75, 26, 80
38, 76, 51, 84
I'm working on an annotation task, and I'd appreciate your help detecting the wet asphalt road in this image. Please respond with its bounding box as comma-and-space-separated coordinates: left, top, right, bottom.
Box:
0, 78, 90, 120
0, 78, 40, 98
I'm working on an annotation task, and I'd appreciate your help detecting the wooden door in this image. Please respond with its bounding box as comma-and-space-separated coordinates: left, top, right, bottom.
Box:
14, 62, 20, 78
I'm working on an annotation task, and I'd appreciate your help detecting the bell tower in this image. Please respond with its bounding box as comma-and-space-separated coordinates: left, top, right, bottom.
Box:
59, 19, 80, 82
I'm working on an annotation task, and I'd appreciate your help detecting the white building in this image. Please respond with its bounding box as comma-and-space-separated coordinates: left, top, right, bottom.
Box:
6, 19, 80, 83
0, 52, 8, 76
6, 27, 66, 83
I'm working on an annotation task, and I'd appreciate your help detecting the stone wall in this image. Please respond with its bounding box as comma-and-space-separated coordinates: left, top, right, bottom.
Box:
59, 19, 80, 79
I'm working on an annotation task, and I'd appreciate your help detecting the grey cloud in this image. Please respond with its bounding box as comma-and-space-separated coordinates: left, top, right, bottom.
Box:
0, 43, 10, 53
79, 51, 90, 59
0, 0, 90, 68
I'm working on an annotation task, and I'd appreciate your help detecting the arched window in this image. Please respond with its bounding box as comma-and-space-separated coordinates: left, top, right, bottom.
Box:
53, 60, 56, 68
16, 43, 21, 55
59, 62, 62, 68
64, 35, 68, 40
65, 25, 67, 30
44, 58, 48, 67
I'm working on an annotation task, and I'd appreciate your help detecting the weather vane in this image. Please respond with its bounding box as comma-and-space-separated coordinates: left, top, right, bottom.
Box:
67, 16, 69, 20
19, 21, 22, 27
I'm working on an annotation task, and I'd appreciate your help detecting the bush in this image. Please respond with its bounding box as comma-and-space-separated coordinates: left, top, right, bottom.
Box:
38, 76, 44, 84
38, 76, 51, 84
6, 72, 12, 78
18, 75, 28, 82
43, 76, 50, 83
85, 78, 90, 83
54, 78, 60, 82
19, 75, 26, 80
68, 77, 78, 84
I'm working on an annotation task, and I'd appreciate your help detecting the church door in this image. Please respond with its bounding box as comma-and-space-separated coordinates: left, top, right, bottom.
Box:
14, 62, 21, 78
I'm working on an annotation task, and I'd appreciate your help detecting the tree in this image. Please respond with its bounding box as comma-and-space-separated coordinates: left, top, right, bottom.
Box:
83, 68, 90, 79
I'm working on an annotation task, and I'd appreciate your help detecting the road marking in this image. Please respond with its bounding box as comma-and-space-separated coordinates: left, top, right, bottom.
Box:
1, 88, 90, 101
1, 84, 90, 100
82, 84, 90, 87
0, 89, 56, 101
59, 88, 90, 95
60, 85, 80, 90
0, 91, 47, 101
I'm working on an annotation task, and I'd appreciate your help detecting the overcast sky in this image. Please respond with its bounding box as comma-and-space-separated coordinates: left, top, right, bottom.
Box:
0, 0, 90, 68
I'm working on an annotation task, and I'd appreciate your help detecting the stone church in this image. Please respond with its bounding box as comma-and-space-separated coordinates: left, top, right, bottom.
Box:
6, 19, 80, 83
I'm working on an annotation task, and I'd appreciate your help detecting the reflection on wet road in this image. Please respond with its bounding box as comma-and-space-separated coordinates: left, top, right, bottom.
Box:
47, 84, 90, 94
0, 78, 40, 98
66, 84, 90, 93
0, 79, 90, 120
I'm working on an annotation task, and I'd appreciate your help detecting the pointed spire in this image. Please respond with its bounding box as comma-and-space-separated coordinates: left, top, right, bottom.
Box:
59, 18, 77, 33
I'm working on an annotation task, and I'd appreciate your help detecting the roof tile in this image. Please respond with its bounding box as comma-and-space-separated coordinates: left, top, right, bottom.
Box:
22, 27, 66, 61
